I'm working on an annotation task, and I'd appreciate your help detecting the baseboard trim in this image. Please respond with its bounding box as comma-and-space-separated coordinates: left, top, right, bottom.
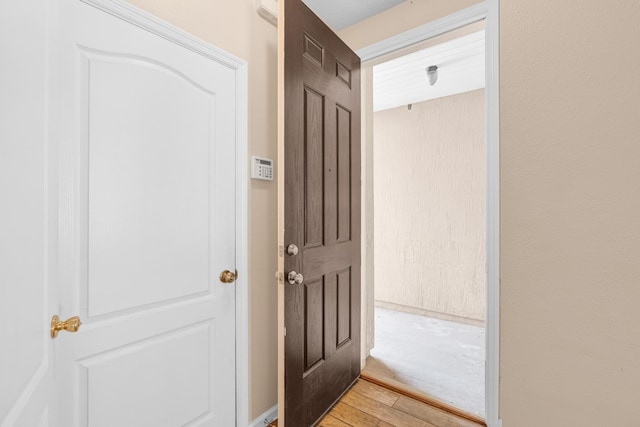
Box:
359, 372, 486, 426
249, 404, 278, 427
375, 301, 486, 327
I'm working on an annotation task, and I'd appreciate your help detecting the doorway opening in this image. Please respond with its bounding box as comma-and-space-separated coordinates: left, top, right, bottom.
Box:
359, 14, 493, 423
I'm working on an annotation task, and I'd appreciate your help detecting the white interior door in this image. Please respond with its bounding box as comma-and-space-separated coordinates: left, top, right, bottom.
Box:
1, 1, 54, 426
50, 1, 238, 426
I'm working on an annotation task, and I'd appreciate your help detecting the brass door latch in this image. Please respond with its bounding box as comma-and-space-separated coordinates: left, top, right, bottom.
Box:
50, 315, 81, 339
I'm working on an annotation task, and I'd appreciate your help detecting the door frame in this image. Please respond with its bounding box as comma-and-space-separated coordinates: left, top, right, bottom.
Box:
70, 1, 250, 425
356, 2, 501, 426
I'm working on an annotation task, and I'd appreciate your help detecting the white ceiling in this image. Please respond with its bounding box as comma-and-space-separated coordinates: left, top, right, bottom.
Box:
302, 0, 405, 30
373, 30, 485, 112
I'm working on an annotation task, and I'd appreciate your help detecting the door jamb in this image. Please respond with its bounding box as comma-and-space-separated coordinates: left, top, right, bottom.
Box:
76, 1, 250, 425
355, 2, 501, 426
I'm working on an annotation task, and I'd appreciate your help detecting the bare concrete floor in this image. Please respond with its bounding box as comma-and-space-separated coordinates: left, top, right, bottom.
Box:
363, 306, 486, 417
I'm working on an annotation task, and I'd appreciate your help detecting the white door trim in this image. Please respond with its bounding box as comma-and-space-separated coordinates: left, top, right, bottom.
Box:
356, 2, 501, 426
76, 1, 249, 425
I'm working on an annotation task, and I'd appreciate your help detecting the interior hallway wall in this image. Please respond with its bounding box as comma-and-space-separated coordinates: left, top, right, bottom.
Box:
373, 90, 486, 322
126, 0, 278, 420
342, 1, 640, 425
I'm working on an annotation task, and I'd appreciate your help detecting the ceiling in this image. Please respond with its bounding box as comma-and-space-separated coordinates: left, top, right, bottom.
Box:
373, 30, 485, 112
302, 0, 405, 30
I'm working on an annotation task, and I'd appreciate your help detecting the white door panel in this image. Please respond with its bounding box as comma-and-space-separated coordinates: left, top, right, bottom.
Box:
80, 323, 212, 427
84, 48, 215, 317
0, 0, 54, 425
51, 1, 237, 426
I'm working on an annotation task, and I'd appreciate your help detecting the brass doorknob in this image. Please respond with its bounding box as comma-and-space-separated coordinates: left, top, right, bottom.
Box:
220, 270, 237, 283
51, 315, 81, 339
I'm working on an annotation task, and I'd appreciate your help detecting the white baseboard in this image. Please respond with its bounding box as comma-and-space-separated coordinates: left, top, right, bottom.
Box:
249, 404, 278, 427
375, 301, 485, 327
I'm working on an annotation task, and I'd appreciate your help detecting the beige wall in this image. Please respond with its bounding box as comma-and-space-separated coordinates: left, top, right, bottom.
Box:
127, 0, 278, 421
344, 0, 640, 426
500, 1, 640, 425
373, 90, 486, 322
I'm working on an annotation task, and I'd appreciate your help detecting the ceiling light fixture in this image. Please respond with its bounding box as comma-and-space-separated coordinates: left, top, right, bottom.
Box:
426, 65, 438, 86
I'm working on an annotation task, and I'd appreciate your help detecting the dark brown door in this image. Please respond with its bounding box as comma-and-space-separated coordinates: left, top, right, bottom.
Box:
283, 0, 361, 425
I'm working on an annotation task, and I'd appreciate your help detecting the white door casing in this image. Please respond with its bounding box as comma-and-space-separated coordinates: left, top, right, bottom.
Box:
356, 2, 500, 426
1, 0, 249, 426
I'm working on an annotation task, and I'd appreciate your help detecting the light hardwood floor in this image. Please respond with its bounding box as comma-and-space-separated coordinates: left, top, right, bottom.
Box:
271, 378, 485, 427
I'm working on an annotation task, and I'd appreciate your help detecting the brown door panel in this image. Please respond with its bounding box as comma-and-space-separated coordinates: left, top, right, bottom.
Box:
283, 0, 361, 425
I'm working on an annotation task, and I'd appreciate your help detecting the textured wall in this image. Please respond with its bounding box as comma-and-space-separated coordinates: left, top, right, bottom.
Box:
374, 90, 486, 321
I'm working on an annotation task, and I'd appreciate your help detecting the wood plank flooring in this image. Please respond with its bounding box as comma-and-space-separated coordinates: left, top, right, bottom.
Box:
270, 378, 485, 427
